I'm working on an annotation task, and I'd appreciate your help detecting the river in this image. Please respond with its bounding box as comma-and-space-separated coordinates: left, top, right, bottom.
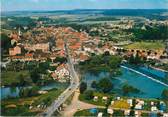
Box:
83, 65, 168, 99
0, 82, 69, 100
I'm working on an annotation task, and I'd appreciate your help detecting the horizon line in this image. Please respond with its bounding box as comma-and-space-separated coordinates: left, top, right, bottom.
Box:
2, 8, 168, 13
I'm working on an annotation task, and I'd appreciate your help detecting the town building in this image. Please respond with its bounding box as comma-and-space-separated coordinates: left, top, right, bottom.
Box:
24, 43, 50, 52
9, 46, 21, 56
51, 64, 70, 82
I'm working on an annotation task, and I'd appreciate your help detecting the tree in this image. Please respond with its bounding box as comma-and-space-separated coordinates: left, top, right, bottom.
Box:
122, 84, 140, 95
105, 97, 113, 109
26, 62, 36, 71
128, 53, 142, 65
83, 90, 94, 100
129, 54, 135, 64
39, 62, 50, 73
19, 88, 30, 97
91, 81, 97, 88
43, 97, 52, 105
29, 86, 40, 96
30, 68, 40, 84
98, 78, 113, 93
103, 51, 110, 56
129, 110, 135, 116
46, 58, 52, 62
98, 42, 103, 48
131, 98, 136, 109
161, 89, 168, 99
18, 74, 27, 86
1, 33, 11, 54
134, 53, 141, 64
113, 110, 124, 116
53, 57, 67, 63
79, 82, 87, 94
109, 56, 122, 69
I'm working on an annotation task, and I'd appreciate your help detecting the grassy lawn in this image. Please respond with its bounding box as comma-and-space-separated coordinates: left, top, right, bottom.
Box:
123, 42, 165, 50
111, 100, 130, 109
1, 70, 31, 86
1, 88, 65, 116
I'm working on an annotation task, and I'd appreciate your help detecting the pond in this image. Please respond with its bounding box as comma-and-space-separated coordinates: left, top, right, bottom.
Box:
83, 66, 168, 99
0, 82, 69, 100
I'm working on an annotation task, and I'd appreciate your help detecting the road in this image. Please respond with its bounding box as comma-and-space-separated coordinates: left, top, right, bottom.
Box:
41, 42, 80, 117
62, 91, 105, 117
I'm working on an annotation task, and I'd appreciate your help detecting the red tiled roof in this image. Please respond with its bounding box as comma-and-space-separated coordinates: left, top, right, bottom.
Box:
25, 53, 33, 57
69, 43, 81, 50
11, 56, 24, 59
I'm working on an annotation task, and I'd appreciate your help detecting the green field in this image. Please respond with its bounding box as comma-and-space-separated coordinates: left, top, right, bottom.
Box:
123, 42, 165, 50
1, 71, 31, 86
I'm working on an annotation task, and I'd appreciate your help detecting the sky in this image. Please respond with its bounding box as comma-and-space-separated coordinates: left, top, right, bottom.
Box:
1, 0, 168, 12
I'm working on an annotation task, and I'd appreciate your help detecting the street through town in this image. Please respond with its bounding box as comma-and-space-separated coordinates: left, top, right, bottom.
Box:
41, 41, 80, 117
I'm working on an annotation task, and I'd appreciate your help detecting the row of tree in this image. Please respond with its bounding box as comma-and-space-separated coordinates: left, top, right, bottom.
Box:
19, 86, 40, 98
128, 53, 145, 65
